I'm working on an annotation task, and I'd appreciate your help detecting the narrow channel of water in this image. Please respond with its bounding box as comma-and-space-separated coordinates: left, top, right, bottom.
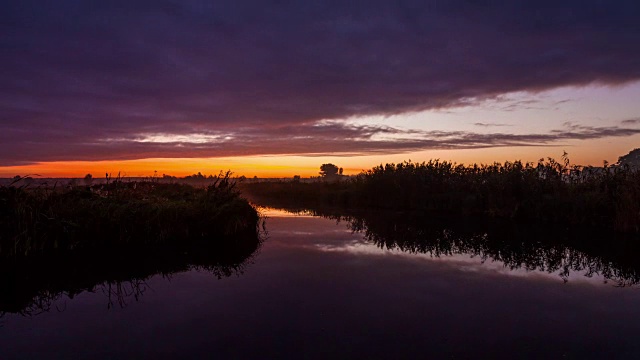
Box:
1, 208, 640, 359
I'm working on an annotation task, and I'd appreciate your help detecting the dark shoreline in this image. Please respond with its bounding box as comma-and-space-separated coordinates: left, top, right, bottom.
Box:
240, 159, 640, 234
1, 178, 261, 259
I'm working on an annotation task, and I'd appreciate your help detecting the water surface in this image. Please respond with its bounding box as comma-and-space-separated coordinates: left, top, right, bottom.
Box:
2, 209, 640, 359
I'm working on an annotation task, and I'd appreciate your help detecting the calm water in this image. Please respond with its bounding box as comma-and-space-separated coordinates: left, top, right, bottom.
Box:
2, 208, 640, 359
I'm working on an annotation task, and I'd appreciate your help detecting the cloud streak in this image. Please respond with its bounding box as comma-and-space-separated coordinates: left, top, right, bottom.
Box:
474, 123, 512, 128
621, 118, 640, 125
2, 1, 640, 163
3, 121, 640, 165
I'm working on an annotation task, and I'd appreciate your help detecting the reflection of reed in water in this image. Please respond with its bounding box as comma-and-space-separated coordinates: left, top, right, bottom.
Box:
102, 279, 149, 310
0, 231, 264, 319
308, 209, 640, 286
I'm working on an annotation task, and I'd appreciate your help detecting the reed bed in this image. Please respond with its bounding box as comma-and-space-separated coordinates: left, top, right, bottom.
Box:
0, 173, 261, 258
241, 157, 640, 233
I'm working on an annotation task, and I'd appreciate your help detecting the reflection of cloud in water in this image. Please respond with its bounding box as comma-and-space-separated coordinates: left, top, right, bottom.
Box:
262, 210, 637, 287
270, 229, 354, 236
311, 236, 612, 286
281, 231, 316, 236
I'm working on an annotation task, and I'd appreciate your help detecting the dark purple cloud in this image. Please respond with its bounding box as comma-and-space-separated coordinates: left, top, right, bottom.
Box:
621, 118, 640, 125
2, 121, 640, 165
2, 1, 640, 164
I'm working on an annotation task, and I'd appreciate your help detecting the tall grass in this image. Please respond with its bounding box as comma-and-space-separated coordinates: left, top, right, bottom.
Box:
0, 172, 261, 258
241, 157, 640, 233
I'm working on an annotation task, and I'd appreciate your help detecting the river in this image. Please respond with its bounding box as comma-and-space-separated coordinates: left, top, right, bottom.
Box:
1, 208, 640, 359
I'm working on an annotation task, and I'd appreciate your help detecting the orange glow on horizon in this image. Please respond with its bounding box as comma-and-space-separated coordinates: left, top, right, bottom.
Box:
0, 139, 634, 179
0, 158, 326, 178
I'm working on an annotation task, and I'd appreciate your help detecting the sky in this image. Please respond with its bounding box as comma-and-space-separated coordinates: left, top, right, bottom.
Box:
2, 1, 640, 177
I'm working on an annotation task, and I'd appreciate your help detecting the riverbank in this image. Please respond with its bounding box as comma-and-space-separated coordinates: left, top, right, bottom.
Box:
240, 159, 640, 233
0, 176, 261, 259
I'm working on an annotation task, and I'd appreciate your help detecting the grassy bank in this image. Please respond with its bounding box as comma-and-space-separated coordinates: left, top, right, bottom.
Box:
0, 174, 261, 258
241, 158, 640, 233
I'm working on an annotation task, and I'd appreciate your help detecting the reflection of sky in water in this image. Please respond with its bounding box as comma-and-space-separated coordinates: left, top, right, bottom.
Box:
313, 241, 612, 285
254, 206, 317, 218
263, 208, 619, 286
2, 211, 640, 358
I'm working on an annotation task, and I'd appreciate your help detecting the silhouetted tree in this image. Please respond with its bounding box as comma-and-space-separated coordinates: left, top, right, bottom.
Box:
339, 167, 344, 175
617, 148, 640, 169
320, 163, 339, 178
83, 173, 93, 186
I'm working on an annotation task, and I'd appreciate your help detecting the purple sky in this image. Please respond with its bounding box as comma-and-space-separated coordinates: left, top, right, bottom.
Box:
2, 1, 640, 169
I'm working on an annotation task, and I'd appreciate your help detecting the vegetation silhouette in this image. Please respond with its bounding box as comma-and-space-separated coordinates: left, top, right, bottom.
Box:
0, 171, 260, 258
319, 163, 342, 180
617, 148, 640, 169
0, 171, 265, 319
241, 155, 640, 233
83, 173, 93, 186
